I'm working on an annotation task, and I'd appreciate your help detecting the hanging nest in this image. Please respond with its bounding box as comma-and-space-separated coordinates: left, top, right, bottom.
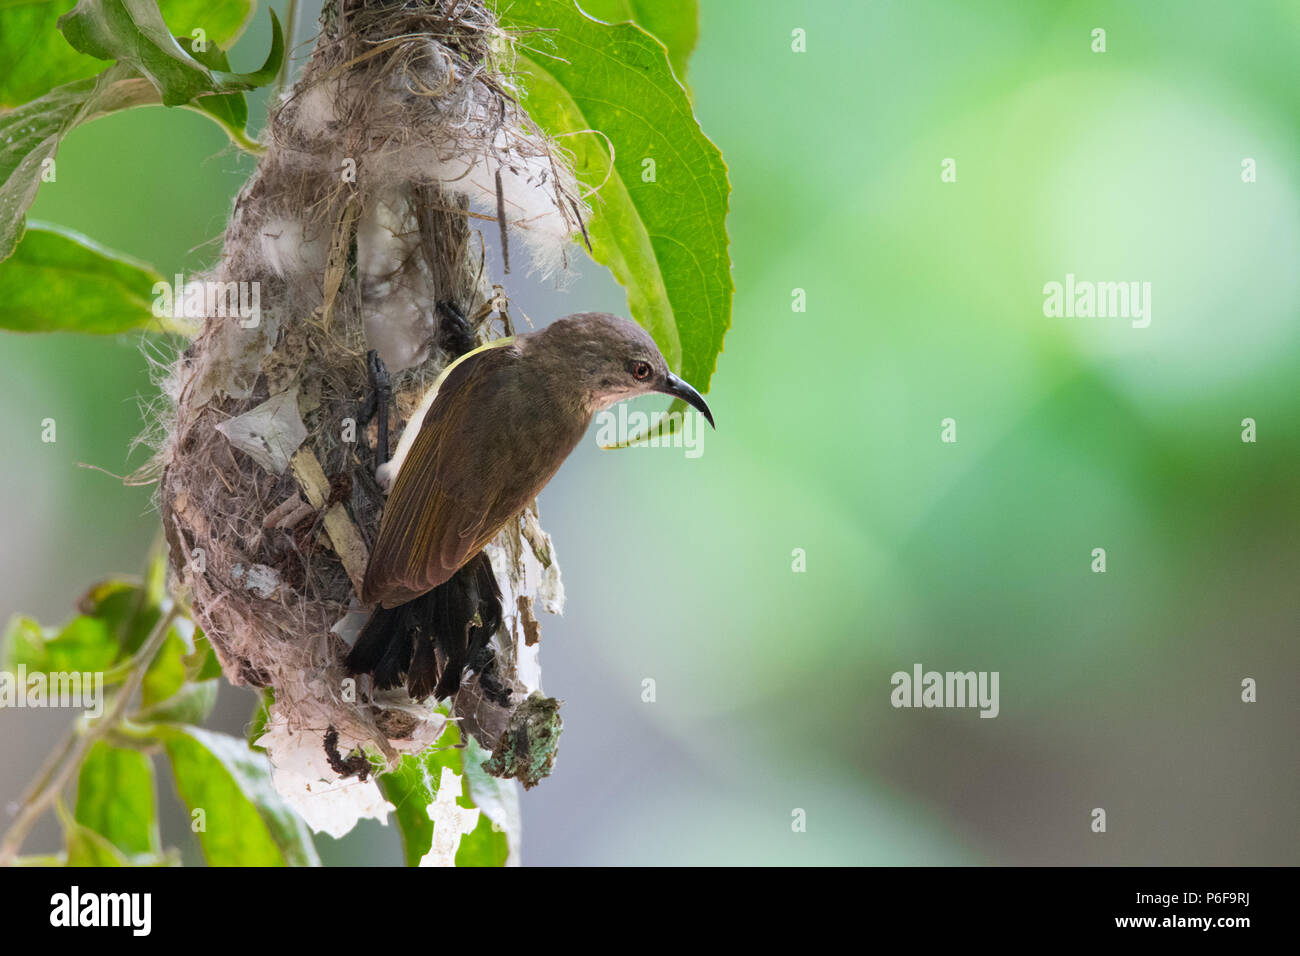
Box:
154, 0, 586, 812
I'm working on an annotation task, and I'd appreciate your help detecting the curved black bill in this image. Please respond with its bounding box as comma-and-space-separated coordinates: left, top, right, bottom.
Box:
657, 372, 715, 428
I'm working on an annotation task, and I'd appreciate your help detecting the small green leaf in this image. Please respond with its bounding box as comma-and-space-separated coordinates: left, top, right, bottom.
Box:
576, 0, 698, 81
134, 677, 218, 724
1, 616, 47, 672
65, 820, 129, 866
58, 2, 283, 107
0, 223, 170, 333
246, 688, 273, 749
75, 741, 161, 857
501, 0, 731, 406
0, 0, 256, 109
176, 32, 247, 142
4, 613, 119, 675
77, 576, 161, 654
78, 579, 144, 638
160, 725, 319, 866
185, 632, 223, 682
141, 631, 186, 706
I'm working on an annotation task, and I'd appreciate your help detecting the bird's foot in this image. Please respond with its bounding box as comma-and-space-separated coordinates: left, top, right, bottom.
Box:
436, 300, 476, 358
359, 348, 391, 468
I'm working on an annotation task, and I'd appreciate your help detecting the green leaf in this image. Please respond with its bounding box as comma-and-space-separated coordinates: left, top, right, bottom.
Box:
77, 575, 162, 654
183, 631, 222, 683
246, 688, 273, 749
159, 724, 319, 866
65, 819, 129, 865
4, 613, 120, 675
461, 735, 521, 861
0, 8, 278, 261
575, 0, 698, 81
134, 677, 218, 724
13, 853, 71, 866
376, 721, 517, 867
377, 723, 464, 867
455, 813, 510, 867
0, 0, 255, 109
75, 741, 161, 857
0, 62, 158, 261
176, 31, 247, 142
58, 2, 283, 107
141, 632, 186, 706
0, 223, 171, 333
1, 616, 47, 672
500, 0, 731, 417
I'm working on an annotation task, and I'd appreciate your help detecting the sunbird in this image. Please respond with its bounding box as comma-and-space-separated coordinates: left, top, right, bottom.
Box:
346, 311, 715, 699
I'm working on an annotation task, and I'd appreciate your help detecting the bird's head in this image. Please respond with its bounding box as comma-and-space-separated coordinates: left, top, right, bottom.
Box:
535, 312, 715, 427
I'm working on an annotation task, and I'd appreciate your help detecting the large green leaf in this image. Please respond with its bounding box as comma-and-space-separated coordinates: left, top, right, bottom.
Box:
75, 741, 161, 858
160, 725, 320, 866
0, 0, 255, 108
0, 223, 170, 333
0, 63, 156, 260
0, 8, 279, 260
500, 0, 731, 413
58, 1, 282, 107
576, 0, 698, 81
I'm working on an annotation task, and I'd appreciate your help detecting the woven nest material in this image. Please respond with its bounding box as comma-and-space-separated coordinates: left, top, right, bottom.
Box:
155, 0, 584, 795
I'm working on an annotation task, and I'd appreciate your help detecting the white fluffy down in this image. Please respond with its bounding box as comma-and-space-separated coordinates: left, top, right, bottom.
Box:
259, 217, 329, 279
429, 140, 578, 277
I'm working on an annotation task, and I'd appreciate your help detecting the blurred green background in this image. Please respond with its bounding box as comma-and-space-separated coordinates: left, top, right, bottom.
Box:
2, 0, 1297, 864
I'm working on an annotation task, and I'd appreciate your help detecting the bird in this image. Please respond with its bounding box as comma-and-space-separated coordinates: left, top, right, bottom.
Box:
345, 311, 715, 700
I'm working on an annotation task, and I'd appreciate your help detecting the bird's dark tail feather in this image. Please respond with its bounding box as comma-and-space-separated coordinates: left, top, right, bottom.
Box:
345, 552, 502, 700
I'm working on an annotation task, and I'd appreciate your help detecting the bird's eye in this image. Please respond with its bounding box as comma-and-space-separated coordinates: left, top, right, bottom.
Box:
631, 360, 653, 381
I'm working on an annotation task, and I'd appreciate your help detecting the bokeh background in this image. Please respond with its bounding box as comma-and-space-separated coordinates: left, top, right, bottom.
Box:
2, 0, 1297, 864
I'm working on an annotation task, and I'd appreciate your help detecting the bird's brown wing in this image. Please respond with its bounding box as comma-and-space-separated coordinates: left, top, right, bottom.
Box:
361, 342, 581, 608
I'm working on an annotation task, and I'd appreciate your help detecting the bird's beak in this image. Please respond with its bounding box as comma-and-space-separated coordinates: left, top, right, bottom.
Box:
656, 372, 715, 428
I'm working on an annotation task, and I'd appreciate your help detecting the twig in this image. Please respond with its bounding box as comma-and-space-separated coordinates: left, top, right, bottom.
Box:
495, 167, 510, 273
276, 0, 303, 97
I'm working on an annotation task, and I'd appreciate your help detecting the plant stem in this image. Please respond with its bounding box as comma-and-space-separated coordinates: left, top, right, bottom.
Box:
12, 723, 78, 810
277, 0, 303, 97
0, 605, 181, 867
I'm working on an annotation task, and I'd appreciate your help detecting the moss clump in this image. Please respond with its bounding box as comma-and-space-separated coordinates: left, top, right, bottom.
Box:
482, 692, 563, 789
